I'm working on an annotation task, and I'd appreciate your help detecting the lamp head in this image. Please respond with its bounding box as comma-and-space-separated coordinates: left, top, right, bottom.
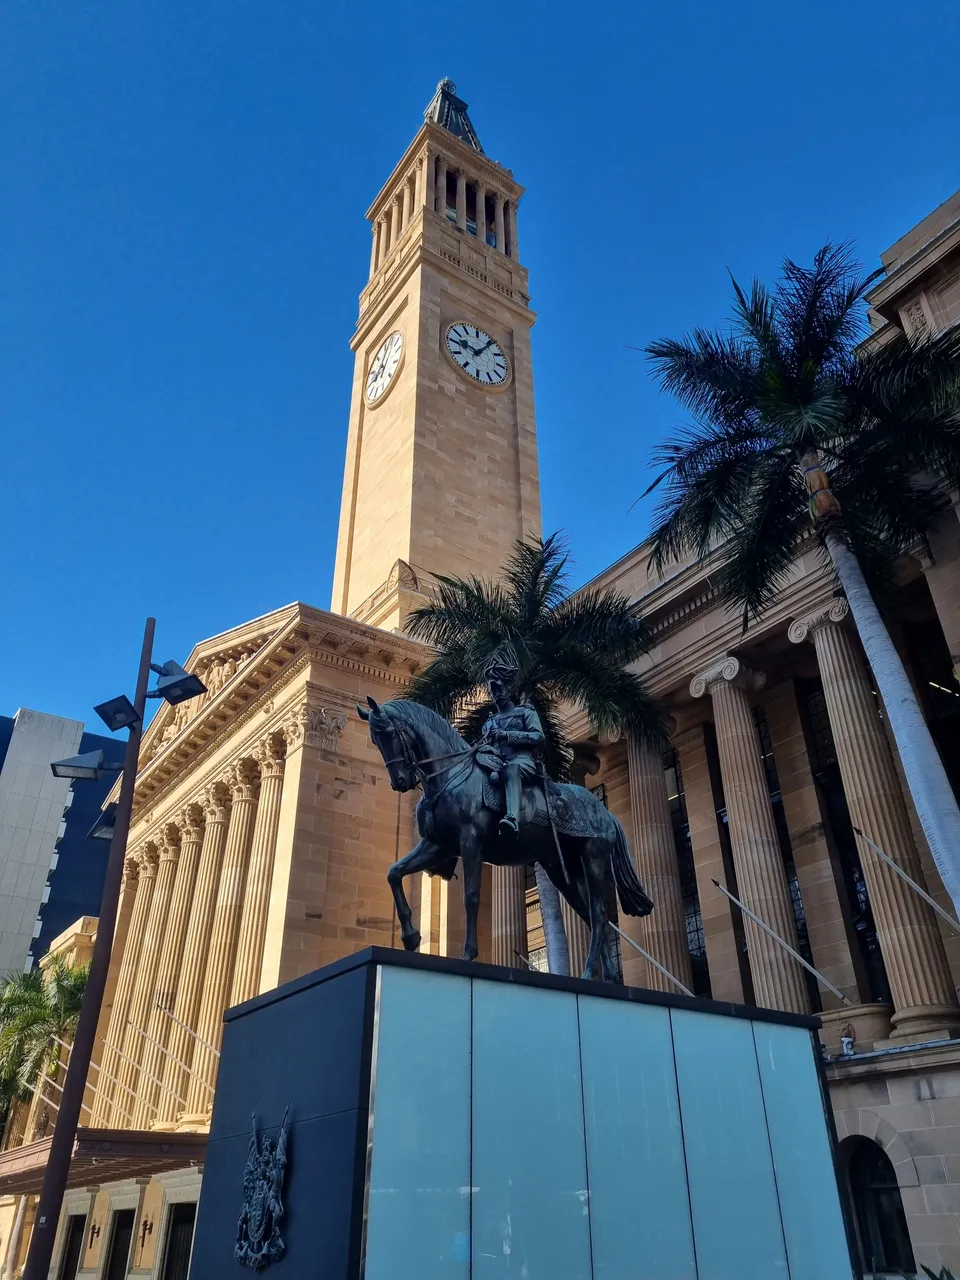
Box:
51, 750, 106, 781
148, 661, 207, 706
93, 695, 141, 733
87, 803, 118, 841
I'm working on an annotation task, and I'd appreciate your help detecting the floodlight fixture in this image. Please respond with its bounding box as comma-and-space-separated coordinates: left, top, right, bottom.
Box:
87, 803, 118, 842
147, 660, 207, 706
50, 750, 120, 781
93, 695, 141, 733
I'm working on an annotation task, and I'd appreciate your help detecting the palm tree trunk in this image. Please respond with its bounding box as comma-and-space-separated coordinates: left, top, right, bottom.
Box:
824, 529, 960, 915
534, 864, 570, 975
2, 1195, 27, 1278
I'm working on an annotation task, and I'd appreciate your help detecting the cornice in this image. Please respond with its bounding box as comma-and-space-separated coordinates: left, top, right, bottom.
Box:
865, 223, 960, 316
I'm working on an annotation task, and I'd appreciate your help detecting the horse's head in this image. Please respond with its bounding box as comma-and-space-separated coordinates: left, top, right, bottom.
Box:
357, 695, 417, 793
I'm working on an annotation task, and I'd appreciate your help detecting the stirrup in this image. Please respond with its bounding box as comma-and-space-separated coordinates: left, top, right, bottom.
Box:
499, 815, 519, 837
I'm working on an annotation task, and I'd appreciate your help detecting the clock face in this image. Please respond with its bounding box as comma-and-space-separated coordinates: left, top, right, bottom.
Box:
366, 331, 403, 403
444, 323, 509, 386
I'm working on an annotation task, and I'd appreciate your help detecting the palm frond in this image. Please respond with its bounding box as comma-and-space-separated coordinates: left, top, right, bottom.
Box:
541, 589, 654, 664
405, 576, 510, 649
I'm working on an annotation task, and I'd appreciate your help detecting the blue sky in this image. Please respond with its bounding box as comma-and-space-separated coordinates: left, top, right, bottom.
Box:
2, 0, 958, 726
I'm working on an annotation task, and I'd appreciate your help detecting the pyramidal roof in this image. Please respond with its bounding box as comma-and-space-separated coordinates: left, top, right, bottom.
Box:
424, 79, 483, 154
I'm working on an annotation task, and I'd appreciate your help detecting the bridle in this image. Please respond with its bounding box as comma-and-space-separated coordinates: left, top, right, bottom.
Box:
378, 714, 477, 796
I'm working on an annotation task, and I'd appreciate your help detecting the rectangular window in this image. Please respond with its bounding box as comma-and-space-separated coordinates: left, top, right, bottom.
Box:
160, 1202, 197, 1280
103, 1209, 135, 1280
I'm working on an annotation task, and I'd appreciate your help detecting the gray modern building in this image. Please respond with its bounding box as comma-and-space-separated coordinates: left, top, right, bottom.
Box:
0, 708, 123, 972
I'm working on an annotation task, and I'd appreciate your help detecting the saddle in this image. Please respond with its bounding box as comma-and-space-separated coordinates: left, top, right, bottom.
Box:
478, 765, 608, 841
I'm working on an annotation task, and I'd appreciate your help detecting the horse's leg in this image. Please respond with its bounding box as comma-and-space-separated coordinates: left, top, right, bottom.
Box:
388, 839, 446, 952
459, 826, 482, 962
581, 839, 611, 981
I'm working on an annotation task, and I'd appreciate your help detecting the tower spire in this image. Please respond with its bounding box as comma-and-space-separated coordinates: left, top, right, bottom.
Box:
424, 78, 484, 154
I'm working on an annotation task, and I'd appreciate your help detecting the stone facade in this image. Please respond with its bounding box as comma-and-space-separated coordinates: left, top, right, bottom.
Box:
12, 88, 960, 1279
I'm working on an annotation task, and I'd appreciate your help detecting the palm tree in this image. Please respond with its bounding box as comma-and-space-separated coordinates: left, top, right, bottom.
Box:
643, 242, 960, 914
0, 957, 89, 1136
403, 533, 666, 974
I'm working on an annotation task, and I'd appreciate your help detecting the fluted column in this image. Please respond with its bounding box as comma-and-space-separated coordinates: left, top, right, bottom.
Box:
475, 182, 486, 243
184, 763, 259, 1117
402, 175, 413, 228
791, 600, 960, 1040
436, 156, 448, 214
494, 193, 505, 251
455, 171, 467, 230
691, 656, 809, 1013
90, 857, 140, 1125
155, 789, 229, 1126
104, 844, 163, 1123
230, 739, 286, 1005
133, 812, 204, 1128
492, 866, 527, 967
623, 735, 693, 991
506, 199, 519, 259
114, 833, 179, 1127
424, 153, 436, 212
560, 898, 589, 976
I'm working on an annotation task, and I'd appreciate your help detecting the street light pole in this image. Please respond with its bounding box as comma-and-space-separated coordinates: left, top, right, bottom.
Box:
23, 618, 156, 1280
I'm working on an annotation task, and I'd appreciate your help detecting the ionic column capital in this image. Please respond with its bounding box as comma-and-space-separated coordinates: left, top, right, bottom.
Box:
690, 654, 766, 699
788, 597, 850, 645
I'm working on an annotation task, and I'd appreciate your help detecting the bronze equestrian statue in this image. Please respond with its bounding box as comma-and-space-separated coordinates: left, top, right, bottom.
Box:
358, 658, 653, 982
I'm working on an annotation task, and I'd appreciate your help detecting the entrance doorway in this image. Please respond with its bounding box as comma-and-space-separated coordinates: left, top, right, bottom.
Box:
56, 1214, 86, 1280
841, 1136, 916, 1276
160, 1202, 197, 1280
103, 1209, 135, 1280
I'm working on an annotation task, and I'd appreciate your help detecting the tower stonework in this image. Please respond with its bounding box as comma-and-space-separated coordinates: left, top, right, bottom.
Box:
332, 80, 542, 630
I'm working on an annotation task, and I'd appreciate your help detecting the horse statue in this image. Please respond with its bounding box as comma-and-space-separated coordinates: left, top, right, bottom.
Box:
357, 694, 654, 982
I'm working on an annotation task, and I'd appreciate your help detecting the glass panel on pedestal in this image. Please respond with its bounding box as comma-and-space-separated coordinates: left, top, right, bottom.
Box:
365, 967, 471, 1280
671, 1009, 788, 1280
579, 997, 696, 1280
471, 980, 591, 1280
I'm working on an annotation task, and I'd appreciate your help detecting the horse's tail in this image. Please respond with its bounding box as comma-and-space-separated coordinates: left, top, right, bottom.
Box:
611, 816, 653, 917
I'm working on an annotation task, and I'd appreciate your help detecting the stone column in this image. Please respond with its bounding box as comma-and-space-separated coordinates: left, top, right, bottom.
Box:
492, 866, 527, 967
230, 738, 286, 1006
368, 223, 378, 277
455, 171, 467, 230
691, 656, 809, 1014
623, 735, 693, 992
402, 175, 413, 228
155, 789, 229, 1126
108, 844, 164, 1122
132, 811, 204, 1127
475, 182, 486, 243
494, 193, 505, 251
424, 152, 435, 212
116, 833, 181, 1128
436, 156, 447, 214
89, 857, 140, 1125
560, 898, 589, 977
385, 202, 396, 255
790, 600, 960, 1040
183, 763, 259, 1117
506, 199, 519, 259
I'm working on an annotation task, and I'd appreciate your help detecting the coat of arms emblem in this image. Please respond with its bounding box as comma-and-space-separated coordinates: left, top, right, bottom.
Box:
235, 1105, 290, 1270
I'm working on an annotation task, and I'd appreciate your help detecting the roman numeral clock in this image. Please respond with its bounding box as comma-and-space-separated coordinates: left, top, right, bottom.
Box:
444, 322, 510, 386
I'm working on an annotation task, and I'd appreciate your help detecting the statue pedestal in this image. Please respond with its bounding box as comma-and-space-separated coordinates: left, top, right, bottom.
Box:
191, 949, 854, 1278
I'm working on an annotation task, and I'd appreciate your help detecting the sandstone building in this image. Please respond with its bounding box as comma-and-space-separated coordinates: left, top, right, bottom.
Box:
1, 85, 960, 1279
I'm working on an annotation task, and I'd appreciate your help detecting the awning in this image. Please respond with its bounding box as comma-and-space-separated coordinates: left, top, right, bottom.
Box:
0, 1128, 206, 1196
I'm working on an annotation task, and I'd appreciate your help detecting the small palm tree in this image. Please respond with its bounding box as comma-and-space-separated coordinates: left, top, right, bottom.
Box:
404, 533, 666, 974
643, 242, 960, 913
0, 957, 89, 1136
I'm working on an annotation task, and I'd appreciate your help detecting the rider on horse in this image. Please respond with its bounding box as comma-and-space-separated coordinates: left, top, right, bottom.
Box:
478, 656, 545, 838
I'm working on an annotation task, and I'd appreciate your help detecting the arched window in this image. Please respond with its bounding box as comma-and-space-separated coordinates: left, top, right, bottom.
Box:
841, 1136, 915, 1276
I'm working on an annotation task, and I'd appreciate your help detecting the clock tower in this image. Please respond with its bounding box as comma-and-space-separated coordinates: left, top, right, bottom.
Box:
332, 80, 542, 630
